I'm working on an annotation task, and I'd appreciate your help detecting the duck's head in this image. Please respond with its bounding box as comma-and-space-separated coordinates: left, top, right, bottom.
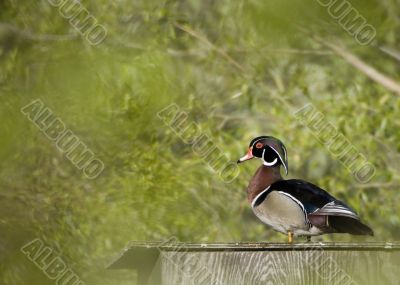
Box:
237, 136, 289, 175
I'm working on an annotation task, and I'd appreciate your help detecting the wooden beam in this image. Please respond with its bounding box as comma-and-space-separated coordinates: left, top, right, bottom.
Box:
108, 242, 400, 285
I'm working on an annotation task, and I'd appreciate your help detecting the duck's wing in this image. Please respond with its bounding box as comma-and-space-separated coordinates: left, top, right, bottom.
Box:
269, 179, 373, 236
269, 179, 356, 216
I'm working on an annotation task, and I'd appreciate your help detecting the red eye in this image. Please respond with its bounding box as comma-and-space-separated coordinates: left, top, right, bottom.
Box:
255, 142, 263, 149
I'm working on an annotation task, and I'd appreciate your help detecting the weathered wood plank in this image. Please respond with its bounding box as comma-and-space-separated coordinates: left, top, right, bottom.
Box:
108, 242, 400, 285
161, 250, 399, 285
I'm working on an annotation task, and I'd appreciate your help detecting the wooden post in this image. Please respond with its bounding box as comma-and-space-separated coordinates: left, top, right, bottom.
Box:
108, 242, 400, 285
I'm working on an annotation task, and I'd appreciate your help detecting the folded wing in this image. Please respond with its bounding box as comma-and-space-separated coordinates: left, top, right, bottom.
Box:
270, 179, 373, 236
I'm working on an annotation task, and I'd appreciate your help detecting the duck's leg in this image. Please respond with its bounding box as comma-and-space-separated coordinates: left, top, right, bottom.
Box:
287, 231, 294, 244
306, 236, 311, 242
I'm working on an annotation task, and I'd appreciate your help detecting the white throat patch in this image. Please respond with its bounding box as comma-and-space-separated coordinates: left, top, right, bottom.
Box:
263, 158, 278, 166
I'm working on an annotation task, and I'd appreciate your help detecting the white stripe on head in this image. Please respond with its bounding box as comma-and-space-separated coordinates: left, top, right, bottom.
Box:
268, 145, 288, 175
282, 145, 287, 160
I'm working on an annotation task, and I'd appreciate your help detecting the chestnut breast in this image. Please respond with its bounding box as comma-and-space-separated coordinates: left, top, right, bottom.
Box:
247, 165, 282, 203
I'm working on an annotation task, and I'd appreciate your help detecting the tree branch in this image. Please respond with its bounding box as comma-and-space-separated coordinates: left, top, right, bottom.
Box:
312, 36, 400, 95
0, 22, 78, 42
173, 22, 246, 74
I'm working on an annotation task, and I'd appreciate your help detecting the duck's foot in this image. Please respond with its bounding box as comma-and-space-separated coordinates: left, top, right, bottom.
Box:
287, 231, 294, 244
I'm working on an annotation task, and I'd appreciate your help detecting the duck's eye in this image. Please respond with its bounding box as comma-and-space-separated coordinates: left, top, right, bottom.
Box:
255, 142, 263, 149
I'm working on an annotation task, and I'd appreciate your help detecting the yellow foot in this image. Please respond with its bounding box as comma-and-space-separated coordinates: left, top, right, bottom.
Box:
288, 231, 294, 244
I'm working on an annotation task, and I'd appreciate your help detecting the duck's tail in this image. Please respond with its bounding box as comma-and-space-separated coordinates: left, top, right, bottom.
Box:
328, 216, 374, 236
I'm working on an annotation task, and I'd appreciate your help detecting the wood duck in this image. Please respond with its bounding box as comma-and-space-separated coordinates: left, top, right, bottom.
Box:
237, 136, 373, 243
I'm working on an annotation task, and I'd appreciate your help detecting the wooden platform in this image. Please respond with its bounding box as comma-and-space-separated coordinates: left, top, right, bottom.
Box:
108, 241, 400, 285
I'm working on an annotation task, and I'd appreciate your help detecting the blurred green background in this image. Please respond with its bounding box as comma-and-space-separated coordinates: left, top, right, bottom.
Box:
1, 0, 400, 284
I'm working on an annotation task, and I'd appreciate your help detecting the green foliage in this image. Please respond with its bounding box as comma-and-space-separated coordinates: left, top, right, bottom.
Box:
1, 0, 400, 284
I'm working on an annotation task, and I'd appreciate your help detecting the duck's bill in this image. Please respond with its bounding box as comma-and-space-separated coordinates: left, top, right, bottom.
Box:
237, 148, 254, 163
